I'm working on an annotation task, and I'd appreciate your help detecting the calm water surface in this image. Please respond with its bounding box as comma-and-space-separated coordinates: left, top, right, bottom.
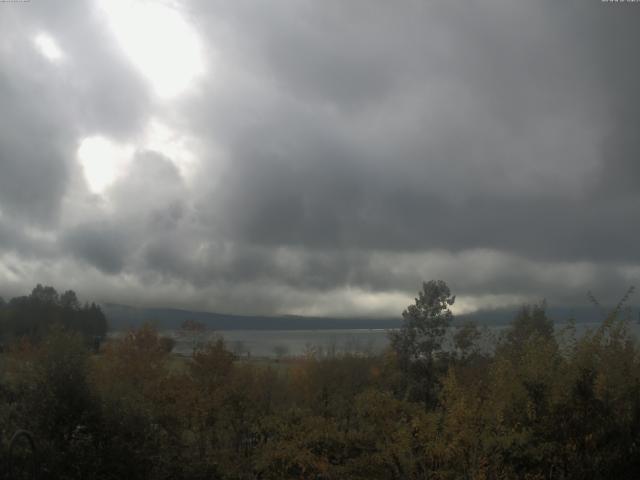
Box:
166, 329, 390, 357
149, 321, 640, 357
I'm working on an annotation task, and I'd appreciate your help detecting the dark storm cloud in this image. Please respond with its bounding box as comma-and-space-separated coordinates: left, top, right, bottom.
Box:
61, 221, 129, 274
2, 0, 640, 315
0, 0, 149, 226
595, 39, 640, 194
0, 55, 72, 224
0, 215, 56, 259
60, 150, 189, 274
188, 0, 637, 261
11, 0, 151, 139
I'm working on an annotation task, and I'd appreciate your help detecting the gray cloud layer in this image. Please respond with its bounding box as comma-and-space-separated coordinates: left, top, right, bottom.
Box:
1, 0, 639, 316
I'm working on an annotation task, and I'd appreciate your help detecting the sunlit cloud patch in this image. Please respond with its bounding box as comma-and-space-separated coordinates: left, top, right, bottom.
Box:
97, 0, 205, 99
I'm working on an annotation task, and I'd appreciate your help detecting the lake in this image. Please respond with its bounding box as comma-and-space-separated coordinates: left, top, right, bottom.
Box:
164, 328, 390, 357
152, 320, 640, 357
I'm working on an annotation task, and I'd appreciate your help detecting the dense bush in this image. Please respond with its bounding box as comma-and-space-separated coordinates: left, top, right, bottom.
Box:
1, 282, 639, 479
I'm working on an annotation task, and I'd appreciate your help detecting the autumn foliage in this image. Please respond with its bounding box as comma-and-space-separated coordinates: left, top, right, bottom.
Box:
1, 282, 640, 479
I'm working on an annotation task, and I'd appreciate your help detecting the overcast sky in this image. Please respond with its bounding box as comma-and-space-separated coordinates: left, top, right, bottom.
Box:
1, 0, 639, 317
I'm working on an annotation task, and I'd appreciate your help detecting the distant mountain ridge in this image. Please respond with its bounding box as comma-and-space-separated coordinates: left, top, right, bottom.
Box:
102, 303, 402, 331
102, 303, 639, 331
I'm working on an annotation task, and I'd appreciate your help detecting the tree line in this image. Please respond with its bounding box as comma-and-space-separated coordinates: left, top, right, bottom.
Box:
0, 281, 639, 479
0, 284, 107, 342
